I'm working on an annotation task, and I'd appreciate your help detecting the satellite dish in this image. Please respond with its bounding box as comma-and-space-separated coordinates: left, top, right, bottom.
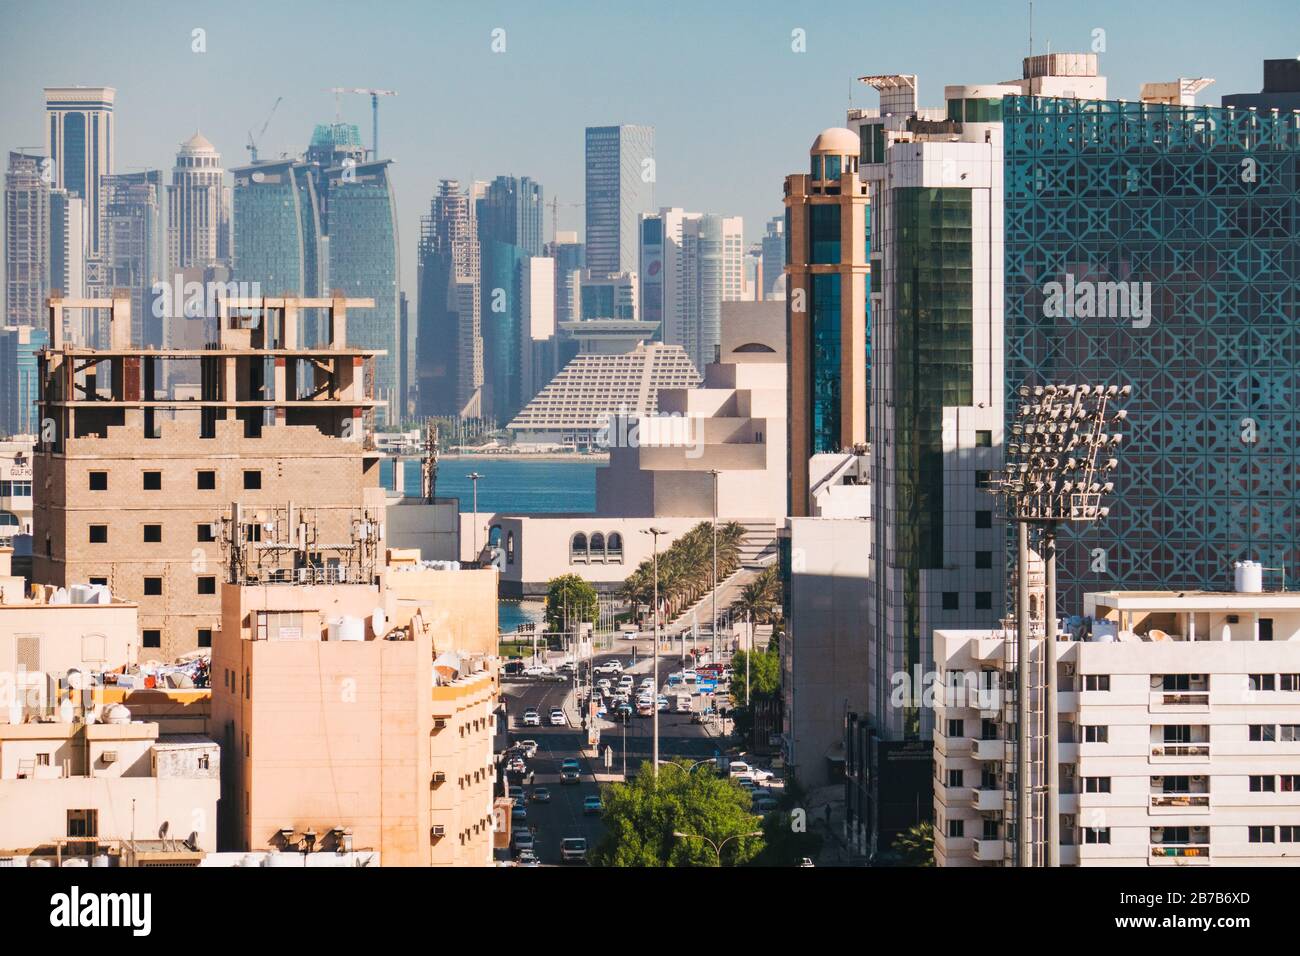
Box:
159, 821, 169, 838
371, 607, 387, 636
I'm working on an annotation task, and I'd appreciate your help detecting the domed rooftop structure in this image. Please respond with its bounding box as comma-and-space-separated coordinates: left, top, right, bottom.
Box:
811, 127, 859, 154
179, 131, 217, 154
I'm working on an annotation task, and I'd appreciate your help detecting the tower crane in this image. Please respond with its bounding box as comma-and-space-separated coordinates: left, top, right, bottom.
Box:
246, 96, 282, 163
324, 88, 397, 160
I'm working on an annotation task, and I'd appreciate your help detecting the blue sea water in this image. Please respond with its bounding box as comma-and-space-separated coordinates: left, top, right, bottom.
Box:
378, 456, 598, 514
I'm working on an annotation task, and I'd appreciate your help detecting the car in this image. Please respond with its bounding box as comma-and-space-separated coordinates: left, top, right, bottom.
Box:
728, 761, 752, 778
518, 739, 539, 758
512, 831, 534, 855
516, 848, 540, 866
618, 675, 634, 689
799, 857, 815, 868
521, 665, 553, 678
549, 708, 566, 726
596, 678, 612, 692
736, 777, 758, 791
508, 785, 525, 802
531, 786, 552, 804
657, 696, 670, 712
615, 703, 633, 721
561, 836, 588, 863
667, 673, 682, 687
560, 758, 581, 784
521, 709, 541, 727
583, 794, 603, 815
675, 694, 693, 713
594, 660, 623, 675
753, 797, 779, 814
595, 702, 607, 719
558, 661, 576, 673
502, 660, 524, 676
636, 701, 653, 717
507, 756, 527, 775
511, 803, 528, 822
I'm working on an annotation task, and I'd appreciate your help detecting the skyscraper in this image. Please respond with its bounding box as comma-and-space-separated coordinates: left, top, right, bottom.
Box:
784, 129, 870, 515
101, 170, 165, 345
48, 189, 85, 303
5, 152, 51, 328
761, 215, 786, 300
477, 175, 544, 420
417, 179, 481, 418
584, 125, 654, 275
324, 159, 401, 423
680, 213, 744, 371
0, 325, 49, 437
44, 87, 114, 258
166, 132, 223, 277
231, 158, 324, 301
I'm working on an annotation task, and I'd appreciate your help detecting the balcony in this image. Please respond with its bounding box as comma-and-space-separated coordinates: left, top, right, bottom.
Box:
1150, 692, 1209, 713
1149, 844, 1211, 866
1150, 794, 1210, 812
970, 737, 1005, 761
972, 838, 1006, 862
969, 787, 1005, 812
1150, 744, 1210, 760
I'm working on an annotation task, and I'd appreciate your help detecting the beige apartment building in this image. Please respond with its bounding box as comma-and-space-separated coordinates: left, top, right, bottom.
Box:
933, 571, 1300, 867
31, 292, 387, 660
213, 538, 500, 866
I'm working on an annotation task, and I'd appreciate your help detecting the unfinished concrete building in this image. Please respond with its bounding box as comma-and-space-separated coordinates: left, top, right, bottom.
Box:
32, 292, 388, 660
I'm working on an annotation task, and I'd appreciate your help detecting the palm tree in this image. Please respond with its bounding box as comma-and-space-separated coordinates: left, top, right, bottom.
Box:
730, 565, 782, 625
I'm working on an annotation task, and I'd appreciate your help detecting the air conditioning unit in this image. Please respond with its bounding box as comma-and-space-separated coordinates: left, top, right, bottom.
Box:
101, 750, 118, 764
1191, 775, 1206, 783
1152, 776, 1164, 785
430, 825, 446, 839
431, 771, 446, 785
433, 718, 447, 730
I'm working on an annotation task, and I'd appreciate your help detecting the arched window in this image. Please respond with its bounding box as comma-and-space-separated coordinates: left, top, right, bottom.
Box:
733, 342, 777, 353
570, 533, 588, 564
606, 532, 623, 563
488, 524, 503, 548
590, 533, 606, 564
506, 531, 515, 565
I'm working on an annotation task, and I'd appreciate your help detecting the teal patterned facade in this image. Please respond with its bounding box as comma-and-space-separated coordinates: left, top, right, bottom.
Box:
1004, 95, 1300, 606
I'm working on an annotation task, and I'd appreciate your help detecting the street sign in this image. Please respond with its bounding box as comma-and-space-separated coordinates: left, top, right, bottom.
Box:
604, 745, 614, 770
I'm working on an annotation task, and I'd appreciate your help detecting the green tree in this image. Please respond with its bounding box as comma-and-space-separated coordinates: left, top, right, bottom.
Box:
892, 821, 935, 867
730, 564, 782, 625
591, 760, 765, 866
729, 643, 780, 709
544, 574, 598, 636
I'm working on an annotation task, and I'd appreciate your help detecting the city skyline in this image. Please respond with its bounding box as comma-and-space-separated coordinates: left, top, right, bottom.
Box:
1, 0, 1293, 303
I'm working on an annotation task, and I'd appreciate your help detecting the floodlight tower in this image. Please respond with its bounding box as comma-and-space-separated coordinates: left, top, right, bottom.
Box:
988, 383, 1130, 867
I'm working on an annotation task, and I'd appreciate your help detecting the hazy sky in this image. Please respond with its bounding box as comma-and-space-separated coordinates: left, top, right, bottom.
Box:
2, 0, 1296, 300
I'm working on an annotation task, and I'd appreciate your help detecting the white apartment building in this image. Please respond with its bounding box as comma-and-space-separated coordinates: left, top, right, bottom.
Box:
934, 573, 1300, 867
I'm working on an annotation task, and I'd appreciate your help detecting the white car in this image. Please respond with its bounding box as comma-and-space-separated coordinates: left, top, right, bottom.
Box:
522, 665, 553, 678
594, 660, 623, 675
549, 708, 566, 726
728, 760, 752, 778
522, 709, 541, 727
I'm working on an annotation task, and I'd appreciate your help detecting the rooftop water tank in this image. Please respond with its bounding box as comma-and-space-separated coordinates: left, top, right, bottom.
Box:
1234, 560, 1263, 593
105, 703, 132, 725
337, 616, 364, 642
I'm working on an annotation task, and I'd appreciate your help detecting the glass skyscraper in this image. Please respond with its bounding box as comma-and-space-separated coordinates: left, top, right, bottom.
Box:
0, 325, 49, 436
232, 159, 323, 301
44, 87, 114, 259
585, 125, 655, 275
102, 170, 166, 346
1004, 94, 1300, 607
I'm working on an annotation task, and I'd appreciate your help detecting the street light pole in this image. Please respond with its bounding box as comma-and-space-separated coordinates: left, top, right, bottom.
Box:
468, 471, 483, 565
673, 829, 763, 867
709, 469, 720, 666
642, 526, 667, 779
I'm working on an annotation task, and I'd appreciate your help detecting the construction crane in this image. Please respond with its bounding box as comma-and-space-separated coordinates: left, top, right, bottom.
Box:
246, 96, 282, 163
324, 88, 397, 160
548, 196, 584, 244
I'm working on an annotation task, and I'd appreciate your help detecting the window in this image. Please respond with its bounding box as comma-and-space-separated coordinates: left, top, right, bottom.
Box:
197, 628, 212, 648
144, 577, 163, 596
1280, 725, 1300, 742
1281, 674, 1300, 691
975, 470, 992, 489
143, 630, 161, 648
1083, 827, 1110, 844
975, 592, 992, 610
143, 471, 162, 490
67, 809, 98, 838
1249, 674, 1275, 691
946, 769, 964, 788
946, 818, 964, 838
1083, 725, 1108, 743
1281, 826, 1300, 842
89, 577, 107, 586
946, 718, 964, 738
89, 525, 108, 544
1160, 776, 1190, 793
197, 523, 216, 543
1084, 675, 1110, 692
975, 551, 993, 569
1259, 618, 1273, 642
1280, 775, 1299, 792
1249, 826, 1276, 844
143, 524, 162, 543
570, 533, 588, 563
975, 430, 992, 447
243, 523, 263, 544
197, 470, 216, 490
1163, 725, 1192, 744
975, 510, 992, 529
1083, 777, 1111, 793
942, 592, 959, 611
1249, 775, 1276, 792
198, 576, 216, 595
1250, 724, 1277, 742
243, 470, 262, 490
88, 472, 108, 491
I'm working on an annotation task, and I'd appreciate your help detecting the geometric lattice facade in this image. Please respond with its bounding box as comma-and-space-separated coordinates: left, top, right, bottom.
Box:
1004, 95, 1300, 609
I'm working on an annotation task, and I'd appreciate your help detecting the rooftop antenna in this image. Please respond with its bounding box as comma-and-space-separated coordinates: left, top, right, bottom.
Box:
1028, 0, 1034, 59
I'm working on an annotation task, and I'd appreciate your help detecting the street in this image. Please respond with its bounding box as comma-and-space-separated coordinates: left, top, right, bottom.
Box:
500, 642, 727, 865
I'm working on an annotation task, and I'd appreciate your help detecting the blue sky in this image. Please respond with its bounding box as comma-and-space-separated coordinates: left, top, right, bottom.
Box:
2, 0, 1296, 299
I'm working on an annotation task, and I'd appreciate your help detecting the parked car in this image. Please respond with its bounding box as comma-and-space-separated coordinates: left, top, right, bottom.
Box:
561, 837, 588, 863
531, 786, 552, 804
583, 794, 603, 815
521, 709, 541, 727
753, 796, 779, 814
549, 708, 567, 726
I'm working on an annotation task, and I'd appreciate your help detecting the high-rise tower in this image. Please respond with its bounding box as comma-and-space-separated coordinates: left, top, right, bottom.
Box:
584, 125, 654, 275
44, 87, 114, 258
